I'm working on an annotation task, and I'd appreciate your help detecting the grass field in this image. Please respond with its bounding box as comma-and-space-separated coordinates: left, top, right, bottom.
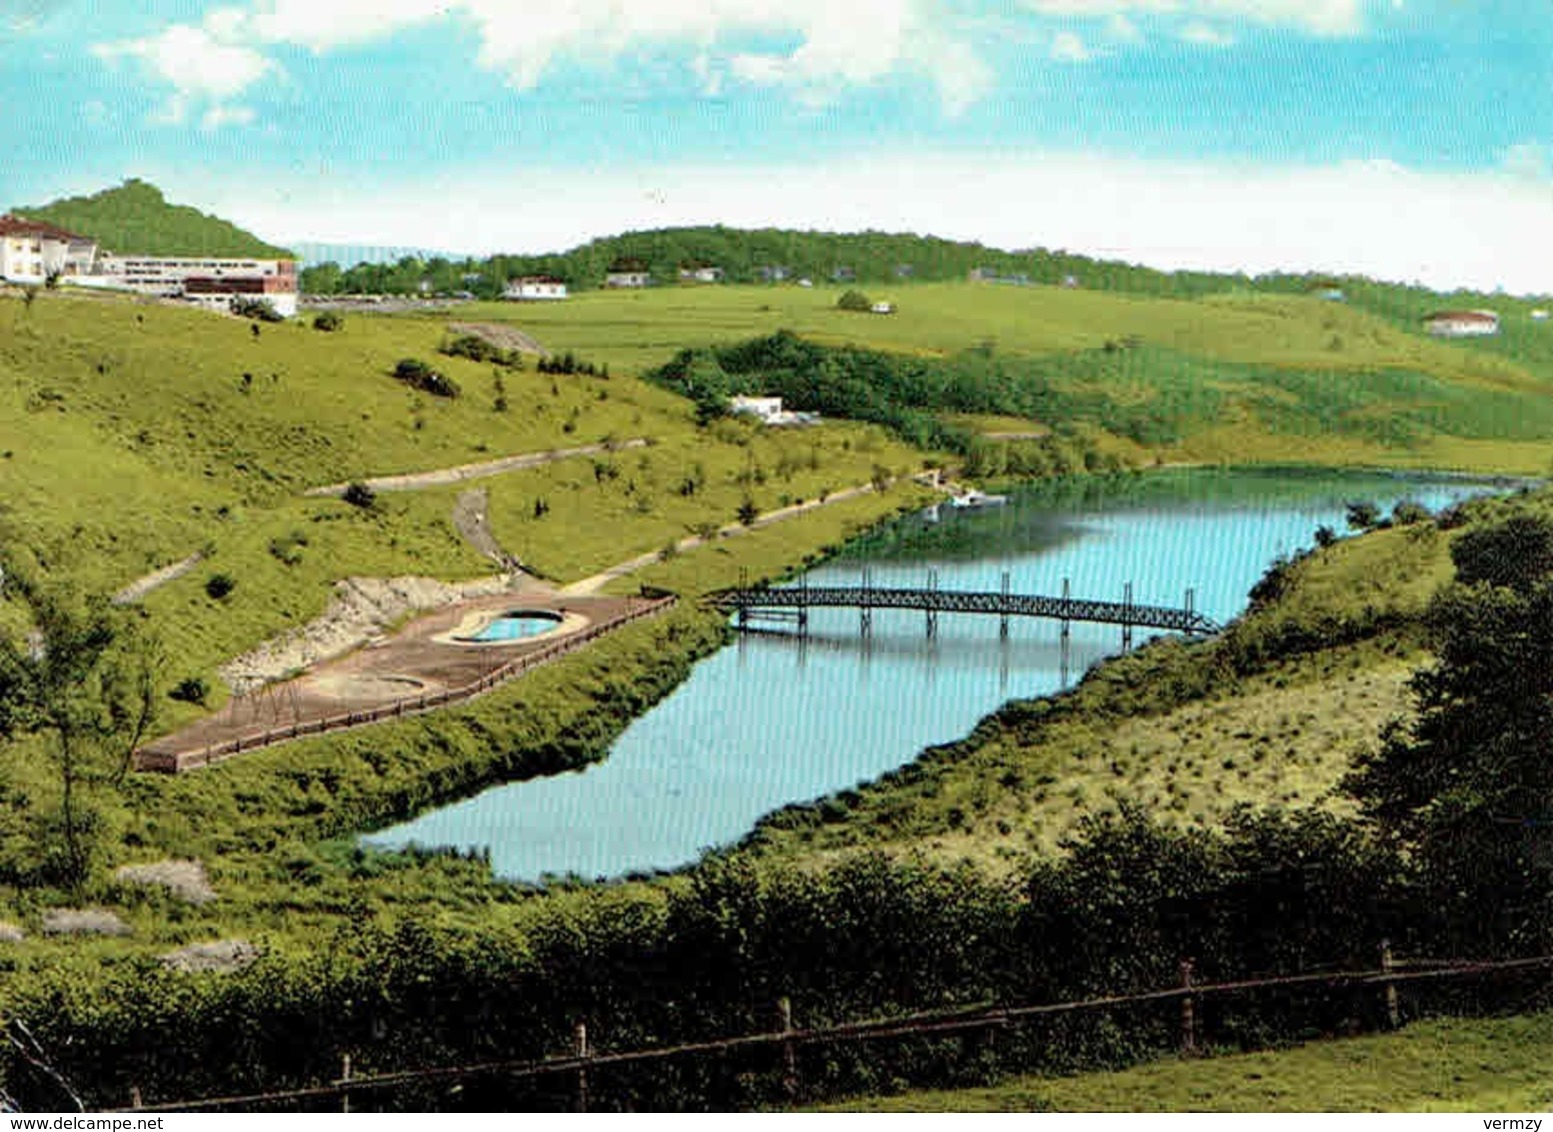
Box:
821, 1012, 1553, 1112
426, 282, 1553, 474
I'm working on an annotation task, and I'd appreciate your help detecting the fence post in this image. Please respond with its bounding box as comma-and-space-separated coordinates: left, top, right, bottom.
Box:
573, 1019, 590, 1113
1178, 958, 1197, 1055
1380, 940, 1400, 1029
777, 996, 799, 1103
340, 1052, 352, 1114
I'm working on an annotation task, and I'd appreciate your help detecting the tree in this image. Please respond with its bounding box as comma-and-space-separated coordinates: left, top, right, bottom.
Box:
1451, 514, 1553, 593
836, 289, 872, 312
1345, 500, 1381, 531
737, 498, 760, 526
1345, 516, 1553, 951
0, 559, 158, 889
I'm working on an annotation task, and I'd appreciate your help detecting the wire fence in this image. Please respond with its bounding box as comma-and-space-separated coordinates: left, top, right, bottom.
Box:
135, 595, 678, 773
103, 947, 1553, 1113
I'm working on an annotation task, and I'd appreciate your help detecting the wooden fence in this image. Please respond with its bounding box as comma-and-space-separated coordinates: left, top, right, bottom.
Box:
104, 948, 1553, 1113
136, 595, 678, 773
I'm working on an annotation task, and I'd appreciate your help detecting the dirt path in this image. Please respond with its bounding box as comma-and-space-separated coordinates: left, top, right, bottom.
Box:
562, 481, 890, 596
111, 552, 205, 606
446, 321, 549, 356
304, 439, 648, 497
452, 487, 528, 574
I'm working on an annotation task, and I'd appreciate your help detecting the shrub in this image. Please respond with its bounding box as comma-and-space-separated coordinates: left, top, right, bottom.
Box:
392, 358, 460, 399
440, 334, 520, 367
836, 289, 872, 312
204, 574, 236, 600
231, 297, 285, 322
268, 531, 309, 565
737, 498, 760, 526
342, 482, 376, 509
168, 677, 209, 705
312, 311, 344, 332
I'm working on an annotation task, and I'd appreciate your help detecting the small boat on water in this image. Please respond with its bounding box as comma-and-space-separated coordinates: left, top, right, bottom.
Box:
948, 489, 1009, 510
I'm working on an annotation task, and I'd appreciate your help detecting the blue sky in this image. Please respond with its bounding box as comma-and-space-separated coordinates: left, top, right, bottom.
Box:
4, 0, 1552, 290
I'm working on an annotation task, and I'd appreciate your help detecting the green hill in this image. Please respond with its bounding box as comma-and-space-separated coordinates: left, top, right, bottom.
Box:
15, 178, 293, 258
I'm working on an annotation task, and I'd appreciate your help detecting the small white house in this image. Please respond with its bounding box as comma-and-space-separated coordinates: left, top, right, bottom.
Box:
870, 301, 895, 315
729, 396, 785, 423
1423, 309, 1500, 338
1532, 309, 1550, 322
503, 275, 568, 301
606, 259, 650, 288
678, 264, 723, 284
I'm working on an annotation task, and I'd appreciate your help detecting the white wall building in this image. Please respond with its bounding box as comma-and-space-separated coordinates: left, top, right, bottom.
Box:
503, 275, 568, 301
606, 260, 650, 288
1423, 309, 1500, 337
728, 395, 818, 427
0, 216, 90, 284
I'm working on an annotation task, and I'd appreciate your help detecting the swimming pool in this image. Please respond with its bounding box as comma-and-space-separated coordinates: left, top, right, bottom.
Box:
467, 610, 565, 643
469, 605, 568, 639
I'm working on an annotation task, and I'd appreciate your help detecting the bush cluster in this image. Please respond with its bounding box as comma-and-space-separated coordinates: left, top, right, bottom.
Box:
392, 358, 460, 399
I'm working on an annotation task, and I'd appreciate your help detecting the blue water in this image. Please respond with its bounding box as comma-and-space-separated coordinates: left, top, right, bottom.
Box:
367, 468, 1514, 883
470, 611, 564, 642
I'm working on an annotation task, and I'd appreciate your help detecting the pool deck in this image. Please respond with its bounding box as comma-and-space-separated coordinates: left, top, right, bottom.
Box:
136, 591, 665, 772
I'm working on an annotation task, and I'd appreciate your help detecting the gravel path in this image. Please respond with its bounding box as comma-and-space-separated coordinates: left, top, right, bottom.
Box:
561, 481, 885, 596
304, 438, 648, 497
111, 551, 205, 606
452, 487, 523, 572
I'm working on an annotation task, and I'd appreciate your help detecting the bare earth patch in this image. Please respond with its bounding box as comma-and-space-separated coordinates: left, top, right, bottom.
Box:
115, 859, 217, 905
446, 320, 549, 355
161, 939, 259, 974
0, 922, 24, 942
219, 574, 517, 694
42, 908, 130, 937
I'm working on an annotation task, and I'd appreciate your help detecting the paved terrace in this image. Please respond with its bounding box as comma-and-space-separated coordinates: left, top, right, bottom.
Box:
136, 591, 672, 773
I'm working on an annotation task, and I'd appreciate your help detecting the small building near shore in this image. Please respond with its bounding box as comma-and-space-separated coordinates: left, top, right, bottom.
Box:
605, 258, 650, 288
1423, 309, 1500, 337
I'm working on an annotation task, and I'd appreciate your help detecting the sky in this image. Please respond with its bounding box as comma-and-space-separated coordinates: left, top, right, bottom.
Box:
3, 0, 1552, 291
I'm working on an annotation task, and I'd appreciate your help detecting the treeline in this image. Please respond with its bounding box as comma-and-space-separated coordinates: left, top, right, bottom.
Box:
645, 331, 1162, 470
298, 226, 1250, 299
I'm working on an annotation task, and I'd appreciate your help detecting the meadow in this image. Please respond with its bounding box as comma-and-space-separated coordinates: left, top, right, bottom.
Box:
821, 1012, 1553, 1112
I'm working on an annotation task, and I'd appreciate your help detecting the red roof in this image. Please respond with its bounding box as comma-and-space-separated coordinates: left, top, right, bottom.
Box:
0, 215, 87, 242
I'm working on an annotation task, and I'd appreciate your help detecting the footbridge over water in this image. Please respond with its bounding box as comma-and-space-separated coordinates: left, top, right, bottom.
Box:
711, 570, 1220, 651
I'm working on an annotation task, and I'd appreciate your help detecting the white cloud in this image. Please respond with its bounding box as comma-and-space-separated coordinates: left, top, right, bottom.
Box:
1050, 30, 1091, 61
201, 151, 1553, 296
1180, 20, 1233, 46
97, 0, 990, 116
1022, 0, 1368, 37
93, 22, 275, 102
1502, 142, 1553, 181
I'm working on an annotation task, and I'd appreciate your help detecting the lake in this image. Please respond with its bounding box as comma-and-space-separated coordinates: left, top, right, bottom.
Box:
365, 467, 1511, 882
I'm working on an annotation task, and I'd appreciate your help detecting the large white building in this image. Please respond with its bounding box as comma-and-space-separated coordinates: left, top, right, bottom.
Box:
72, 253, 299, 316
0, 216, 95, 284
502, 275, 568, 301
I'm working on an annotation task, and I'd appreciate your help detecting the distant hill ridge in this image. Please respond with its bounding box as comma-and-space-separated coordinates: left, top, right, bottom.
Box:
15, 179, 292, 259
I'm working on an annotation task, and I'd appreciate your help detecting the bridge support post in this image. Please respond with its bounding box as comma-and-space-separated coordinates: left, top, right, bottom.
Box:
859, 566, 873, 639
1060, 577, 1071, 685
798, 573, 810, 638
1000, 571, 1011, 640
926, 568, 939, 639
1122, 581, 1134, 652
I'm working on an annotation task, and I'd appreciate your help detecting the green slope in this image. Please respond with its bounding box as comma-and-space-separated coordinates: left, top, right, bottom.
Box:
15, 179, 293, 258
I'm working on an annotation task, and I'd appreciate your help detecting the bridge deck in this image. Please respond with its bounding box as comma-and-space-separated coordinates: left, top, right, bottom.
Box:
712, 586, 1218, 635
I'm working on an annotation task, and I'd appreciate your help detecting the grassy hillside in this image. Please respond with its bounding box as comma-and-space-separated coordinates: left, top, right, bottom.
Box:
433, 282, 1553, 474
821, 1012, 1553, 1112
15, 179, 293, 258
0, 288, 928, 683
